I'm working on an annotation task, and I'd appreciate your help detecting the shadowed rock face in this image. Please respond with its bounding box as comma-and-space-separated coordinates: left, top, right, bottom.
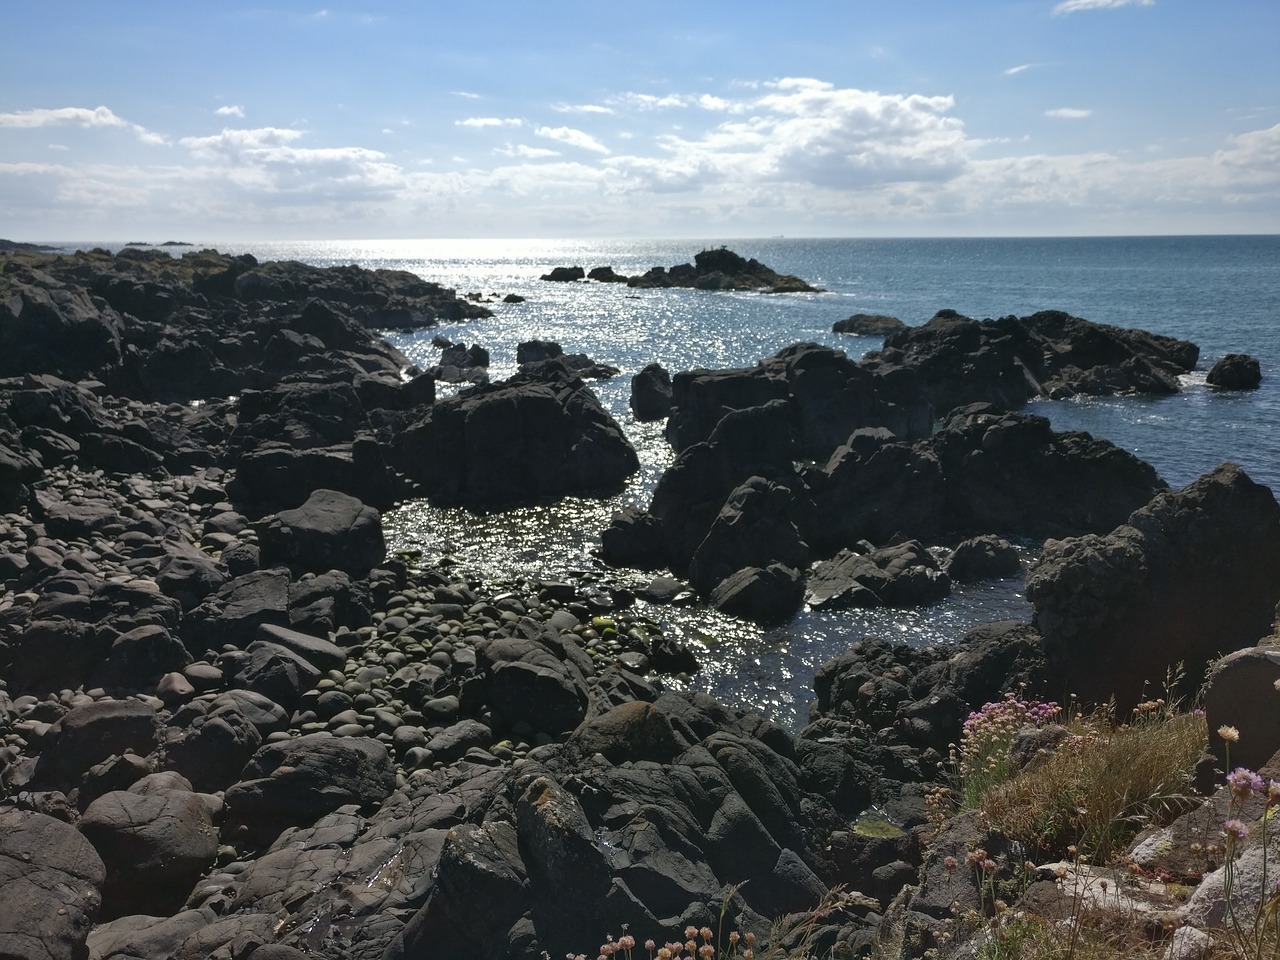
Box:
394, 366, 639, 510
1028, 461, 1280, 712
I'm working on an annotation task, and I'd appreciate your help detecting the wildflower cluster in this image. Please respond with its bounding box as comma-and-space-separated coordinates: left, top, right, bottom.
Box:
951, 692, 1059, 809
571, 926, 756, 960
1216, 727, 1280, 957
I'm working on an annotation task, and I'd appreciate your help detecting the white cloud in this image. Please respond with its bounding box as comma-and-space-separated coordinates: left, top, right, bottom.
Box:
0, 105, 166, 144
611, 92, 693, 111
215, 105, 245, 118
452, 91, 481, 100
497, 144, 561, 159
0, 105, 126, 129
553, 103, 614, 115
1046, 108, 1093, 119
456, 117, 523, 128
1052, 0, 1154, 15
1004, 64, 1033, 76
535, 126, 610, 154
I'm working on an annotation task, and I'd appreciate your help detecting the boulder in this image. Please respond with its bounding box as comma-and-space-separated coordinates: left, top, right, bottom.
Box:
709, 563, 805, 626
1206, 352, 1262, 390
1201, 646, 1280, 773
223, 735, 396, 846
629, 362, 673, 421
395, 368, 639, 510
256, 488, 386, 576
688, 476, 810, 599
806, 541, 950, 611
0, 809, 106, 960
37, 698, 160, 790
1028, 462, 1280, 711
832, 313, 906, 337
943, 535, 1023, 582
163, 704, 264, 793
79, 788, 218, 919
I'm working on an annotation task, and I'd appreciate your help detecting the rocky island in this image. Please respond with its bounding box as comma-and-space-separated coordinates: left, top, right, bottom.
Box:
1, 246, 1278, 960
541, 247, 822, 293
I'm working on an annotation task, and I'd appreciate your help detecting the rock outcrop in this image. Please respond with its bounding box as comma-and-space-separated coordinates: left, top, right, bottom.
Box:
1027, 462, 1280, 711
863, 308, 1199, 415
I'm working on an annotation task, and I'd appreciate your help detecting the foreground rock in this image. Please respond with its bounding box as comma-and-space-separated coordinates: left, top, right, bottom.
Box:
1027, 462, 1280, 711
0, 808, 106, 960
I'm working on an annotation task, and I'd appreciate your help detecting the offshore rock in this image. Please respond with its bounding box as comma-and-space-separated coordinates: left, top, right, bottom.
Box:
1027, 462, 1280, 711
832, 313, 906, 337
1206, 352, 1262, 390
864, 308, 1199, 415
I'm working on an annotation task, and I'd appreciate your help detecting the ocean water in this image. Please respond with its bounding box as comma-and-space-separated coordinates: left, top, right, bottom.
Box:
180, 236, 1280, 725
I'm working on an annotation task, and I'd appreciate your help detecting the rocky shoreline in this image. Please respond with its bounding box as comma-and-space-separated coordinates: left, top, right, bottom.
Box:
1, 246, 1278, 960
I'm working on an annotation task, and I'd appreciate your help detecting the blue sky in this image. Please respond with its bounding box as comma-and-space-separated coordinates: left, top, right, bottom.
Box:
2, 1, 1277, 240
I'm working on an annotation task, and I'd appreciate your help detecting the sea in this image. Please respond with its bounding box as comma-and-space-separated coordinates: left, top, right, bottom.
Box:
78, 235, 1280, 728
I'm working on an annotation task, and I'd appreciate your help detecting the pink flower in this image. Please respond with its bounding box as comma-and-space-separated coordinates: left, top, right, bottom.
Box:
1228, 767, 1264, 798
1224, 819, 1250, 844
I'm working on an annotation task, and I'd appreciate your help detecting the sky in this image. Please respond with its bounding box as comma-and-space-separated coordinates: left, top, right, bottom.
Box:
2, 1, 1278, 241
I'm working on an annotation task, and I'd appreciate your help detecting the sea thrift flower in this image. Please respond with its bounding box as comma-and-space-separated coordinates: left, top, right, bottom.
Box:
1218, 725, 1240, 743
1224, 819, 1249, 844
1227, 766, 1264, 798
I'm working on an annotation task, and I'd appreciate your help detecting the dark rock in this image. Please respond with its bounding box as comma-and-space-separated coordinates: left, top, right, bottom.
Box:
223, 735, 396, 846
1201, 646, 1280, 774
709, 563, 805, 626
866, 308, 1199, 414
629, 361, 673, 421
256, 488, 386, 576
586, 266, 628, 283
37, 699, 160, 790
1206, 352, 1262, 390
689, 476, 810, 600
1029, 462, 1280, 711
833, 313, 906, 337
7, 618, 107, 698
79, 788, 218, 920
0, 808, 106, 960
515, 339, 562, 364
97, 623, 193, 692
424, 719, 494, 764
540, 266, 585, 282
943, 535, 1023, 582
807, 541, 950, 610
254, 623, 348, 674
164, 704, 264, 793
183, 568, 292, 653
396, 368, 639, 510
477, 628, 592, 735
229, 640, 323, 710
85, 910, 213, 960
